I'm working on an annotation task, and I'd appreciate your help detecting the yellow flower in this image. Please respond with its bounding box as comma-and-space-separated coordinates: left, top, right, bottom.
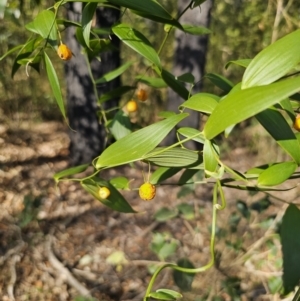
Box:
294, 114, 300, 132
139, 182, 156, 201
126, 100, 138, 113
98, 187, 110, 199
57, 43, 72, 61
136, 89, 148, 101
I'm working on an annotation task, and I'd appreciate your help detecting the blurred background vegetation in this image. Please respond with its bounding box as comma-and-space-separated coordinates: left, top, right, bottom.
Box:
1, 0, 300, 122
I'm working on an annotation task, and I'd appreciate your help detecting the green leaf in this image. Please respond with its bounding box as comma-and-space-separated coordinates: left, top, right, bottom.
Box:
26, 10, 57, 47
96, 113, 188, 168
242, 29, 300, 88
257, 162, 297, 186
250, 197, 271, 212
204, 77, 300, 140
156, 289, 182, 299
44, 52, 67, 121
82, 2, 98, 48
150, 167, 181, 185
135, 75, 167, 88
173, 258, 195, 291
160, 68, 190, 100
148, 292, 177, 300
154, 207, 178, 222
112, 24, 161, 69
11, 37, 42, 78
203, 140, 218, 174
180, 93, 220, 114
176, 72, 195, 84
81, 178, 136, 213
109, 176, 130, 190
0, 44, 23, 61
95, 61, 133, 84
158, 241, 178, 260
181, 24, 211, 35
280, 204, 300, 295
98, 86, 134, 104
109, 110, 132, 140
225, 59, 251, 69
145, 147, 202, 167
177, 203, 195, 220
177, 127, 205, 144
108, 0, 183, 29
178, 169, 201, 184
255, 108, 300, 164
192, 0, 207, 8
204, 73, 234, 93
54, 164, 89, 181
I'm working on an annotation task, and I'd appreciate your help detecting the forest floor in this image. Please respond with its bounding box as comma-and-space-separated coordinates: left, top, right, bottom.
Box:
0, 116, 299, 301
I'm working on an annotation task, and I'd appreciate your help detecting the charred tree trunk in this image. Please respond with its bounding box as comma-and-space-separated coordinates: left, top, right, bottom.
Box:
65, 4, 120, 166
164, 0, 213, 149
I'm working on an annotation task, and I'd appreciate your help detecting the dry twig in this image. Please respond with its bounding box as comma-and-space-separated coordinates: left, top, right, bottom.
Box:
46, 234, 92, 298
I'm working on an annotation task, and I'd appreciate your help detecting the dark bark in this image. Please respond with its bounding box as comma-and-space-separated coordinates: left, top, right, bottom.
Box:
65, 3, 120, 166
164, 0, 213, 149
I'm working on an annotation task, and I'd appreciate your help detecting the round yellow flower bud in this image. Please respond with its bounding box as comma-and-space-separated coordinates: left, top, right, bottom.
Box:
139, 182, 156, 201
136, 89, 148, 101
126, 100, 138, 113
57, 43, 72, 61
99, 187, 110, 199
294, 114, 300, 132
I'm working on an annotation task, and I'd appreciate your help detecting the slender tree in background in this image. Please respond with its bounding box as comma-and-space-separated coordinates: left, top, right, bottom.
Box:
164, 0, 213, 149
65, 4, 120, 166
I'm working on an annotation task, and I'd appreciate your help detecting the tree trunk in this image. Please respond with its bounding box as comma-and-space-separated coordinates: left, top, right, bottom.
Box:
65, 3, 120, 166
164, 0, 213, 149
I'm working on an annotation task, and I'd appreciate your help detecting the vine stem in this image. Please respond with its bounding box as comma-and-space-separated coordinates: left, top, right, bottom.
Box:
143, 182, 224, 300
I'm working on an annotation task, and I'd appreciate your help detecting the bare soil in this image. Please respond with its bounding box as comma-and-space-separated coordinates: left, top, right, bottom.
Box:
0, 118, 298, 301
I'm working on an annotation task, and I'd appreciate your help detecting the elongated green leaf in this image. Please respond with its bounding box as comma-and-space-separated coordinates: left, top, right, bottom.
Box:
109, 110, 132, 140
95, 61, 133, 84
82, 2, 98, 48
150, 167, 181, 185
131, 10, 183, 30
203, 140, 218, 174
258, 162, 297, 186
156, 289, 182, 299
225, 59, 251, 69
148, 290, 180, 300
204, 77, 300, 140
204, 73, 234, 93
180, 93, 219, 114
145, 147, 202, 167
81, 178, 136, 213
177, 127, 205, 144
279, 98, 295, 122
135, 75, 167, 88
108, 0, 182, 29
98, 86, 134, 104
109, 176, 130, 190
160, 69, 189, 99
26, 10, 57, 46
181, 24, 211, 35
96, 113, 188, 168
0, 44, 23, 61
176, 72, 195, 84
44, 52, 66, 121
11, 37, 43, 78
173, 258, 195, 291
112, 24, 161, 69
280, 204, 300, 295
256, 108, 300, 164
192, 0, 207, 8
242, 30, 300, 88
54, 164, 89, 181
